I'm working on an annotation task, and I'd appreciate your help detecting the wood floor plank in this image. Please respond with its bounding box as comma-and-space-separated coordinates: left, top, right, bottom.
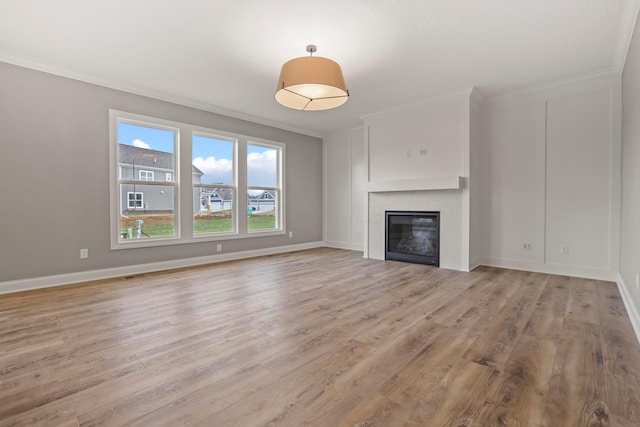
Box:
544, 319, 611, 426
411, 358, 500, 426
461, 270, 547, 370
565, 278, 601, 325
475, 335, 557, 426
192, 338, 375, 427
522, 274, 569, 341
598, 315, 640, 425
0, 248, 639, 426
336, 392, 412, 427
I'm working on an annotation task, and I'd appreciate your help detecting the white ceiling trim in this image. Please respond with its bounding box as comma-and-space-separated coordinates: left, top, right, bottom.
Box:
615, 0, 640, 73
0, 54, 324, 139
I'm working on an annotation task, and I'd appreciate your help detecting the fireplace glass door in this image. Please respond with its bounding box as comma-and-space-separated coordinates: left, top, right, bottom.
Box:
385, 211, 439, 266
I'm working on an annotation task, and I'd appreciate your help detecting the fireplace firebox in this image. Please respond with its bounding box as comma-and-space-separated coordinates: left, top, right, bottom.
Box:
385, 211, 440, 266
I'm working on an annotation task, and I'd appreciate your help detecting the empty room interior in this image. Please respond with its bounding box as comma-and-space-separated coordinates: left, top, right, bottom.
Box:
3, 1, 640, 426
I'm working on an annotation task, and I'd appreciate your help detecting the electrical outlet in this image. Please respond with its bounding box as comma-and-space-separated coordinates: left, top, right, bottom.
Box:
523, 243, 532, 250
562, 245, 570, 255
289, 231, 293, 238
636, 272, 639, 289
80, 248, 89, 259
217, 244, 222, 252
419, 148, 428, 156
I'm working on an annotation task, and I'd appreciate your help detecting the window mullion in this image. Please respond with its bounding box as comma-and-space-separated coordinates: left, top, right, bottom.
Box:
237, 139, 248, 235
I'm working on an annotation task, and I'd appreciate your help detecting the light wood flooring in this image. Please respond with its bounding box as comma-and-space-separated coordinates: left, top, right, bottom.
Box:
1, 248, 640, 426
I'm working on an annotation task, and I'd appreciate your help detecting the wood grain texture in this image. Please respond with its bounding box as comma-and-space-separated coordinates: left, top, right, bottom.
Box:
1, 248, 639, 426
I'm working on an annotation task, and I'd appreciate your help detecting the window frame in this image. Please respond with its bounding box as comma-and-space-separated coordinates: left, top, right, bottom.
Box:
109, 110, 181, 249
192, 131, 238, 238
246, 140, 284, 234
109, 109, 286, 250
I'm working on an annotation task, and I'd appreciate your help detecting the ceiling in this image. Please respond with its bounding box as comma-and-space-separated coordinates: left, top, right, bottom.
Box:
1, 0, 639, 137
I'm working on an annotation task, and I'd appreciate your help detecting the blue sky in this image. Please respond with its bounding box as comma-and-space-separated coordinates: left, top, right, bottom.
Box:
118, 122, 277, 186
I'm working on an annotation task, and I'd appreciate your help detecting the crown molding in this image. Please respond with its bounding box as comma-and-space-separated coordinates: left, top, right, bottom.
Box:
615, 0, 640, 74
483, 69, 620, 111
360, 86, 475, 121
0, 56, 324, 139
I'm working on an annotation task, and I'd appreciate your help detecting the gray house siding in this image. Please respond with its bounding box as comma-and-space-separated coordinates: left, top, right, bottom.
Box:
118, 144, 203, 214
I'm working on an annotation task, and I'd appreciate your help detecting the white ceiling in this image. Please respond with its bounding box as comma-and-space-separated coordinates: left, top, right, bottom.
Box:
1, 0, 639, 136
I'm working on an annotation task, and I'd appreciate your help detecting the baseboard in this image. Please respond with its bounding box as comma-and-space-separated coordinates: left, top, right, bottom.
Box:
323, 240, 364, 252
616, 273, 640, 345
0, 241, 324, 296
483, 257, 616, 281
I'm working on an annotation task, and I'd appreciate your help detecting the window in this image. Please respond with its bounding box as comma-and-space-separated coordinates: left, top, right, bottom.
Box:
110, 110, 285, 249
127, 192, 143, 209
139, 170, 154, 181
192, 133, 236, 236
110, 111, 178, 247
247, 143, 282, 232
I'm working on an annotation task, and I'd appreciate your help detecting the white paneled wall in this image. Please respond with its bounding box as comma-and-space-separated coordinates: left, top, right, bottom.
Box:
482, 103, 546, 267
324, 74, 620, 281
323, 127, 365, 251
545, 90, 614, 270
621, 6, 640, 339
366, 95, 467, 181
482, 75, 621, 280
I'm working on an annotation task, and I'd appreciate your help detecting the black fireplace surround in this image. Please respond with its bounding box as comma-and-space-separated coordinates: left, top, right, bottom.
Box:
385, 211, 440, 267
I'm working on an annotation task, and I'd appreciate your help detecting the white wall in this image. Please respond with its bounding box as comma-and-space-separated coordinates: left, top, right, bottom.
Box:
323, 127, 365, 251
482, 74, 621, 280
621, 11, 640, 337
362, 91, 471, 271
469, 90, 484, 269
545, 90, 616, 270
366, 94, 466, 181
482, 102, 547, 268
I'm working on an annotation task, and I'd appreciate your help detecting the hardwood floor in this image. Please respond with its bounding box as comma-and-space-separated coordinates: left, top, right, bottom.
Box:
1, 248, 639, 426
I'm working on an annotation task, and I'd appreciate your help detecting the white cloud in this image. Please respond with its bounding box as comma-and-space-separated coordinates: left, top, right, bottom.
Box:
193, 156, 233, 184
247, 150, 277, 187
132, 139, 151, 149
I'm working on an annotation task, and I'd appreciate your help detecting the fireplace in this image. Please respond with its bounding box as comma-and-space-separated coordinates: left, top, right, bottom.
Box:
385, 211, 440, 266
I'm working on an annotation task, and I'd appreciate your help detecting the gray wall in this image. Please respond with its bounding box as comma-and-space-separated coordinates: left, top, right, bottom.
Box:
621, 13, 640, 321
0, 62, 323, 282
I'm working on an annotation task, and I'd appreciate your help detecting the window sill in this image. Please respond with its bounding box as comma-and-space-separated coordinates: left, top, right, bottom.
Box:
111, 229, 286, 250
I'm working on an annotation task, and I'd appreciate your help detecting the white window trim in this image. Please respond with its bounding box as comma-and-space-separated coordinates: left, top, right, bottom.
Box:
192, 131, 238, 237
246, 139, 285, 235
109, 110, 181, 250
109, 110, 286, 250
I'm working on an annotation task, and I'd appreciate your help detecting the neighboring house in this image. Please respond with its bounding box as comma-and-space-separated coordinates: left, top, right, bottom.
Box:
118, 144, 204, 213
248, 190, 276, 212
199, 188, 233, 212
119, 144, 274, 214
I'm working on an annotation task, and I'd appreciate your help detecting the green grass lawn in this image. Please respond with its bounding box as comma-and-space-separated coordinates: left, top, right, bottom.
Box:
194, 215, 276, 234
122, 214, 276, 238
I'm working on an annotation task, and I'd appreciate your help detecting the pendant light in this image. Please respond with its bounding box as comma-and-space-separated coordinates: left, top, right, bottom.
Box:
275, 45, 349, 111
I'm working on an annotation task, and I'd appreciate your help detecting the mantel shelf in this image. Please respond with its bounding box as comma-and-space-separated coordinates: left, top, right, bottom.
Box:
366, 176, 463, 193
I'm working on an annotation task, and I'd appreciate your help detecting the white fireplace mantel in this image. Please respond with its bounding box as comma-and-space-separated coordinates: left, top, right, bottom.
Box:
366, 176, 463, 193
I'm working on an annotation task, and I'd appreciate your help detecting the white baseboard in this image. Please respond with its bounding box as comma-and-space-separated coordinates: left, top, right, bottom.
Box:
323, 240, 364, 252
483, 257, 616, 281
0, 241, 324, 296
616, 273, 640, 345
